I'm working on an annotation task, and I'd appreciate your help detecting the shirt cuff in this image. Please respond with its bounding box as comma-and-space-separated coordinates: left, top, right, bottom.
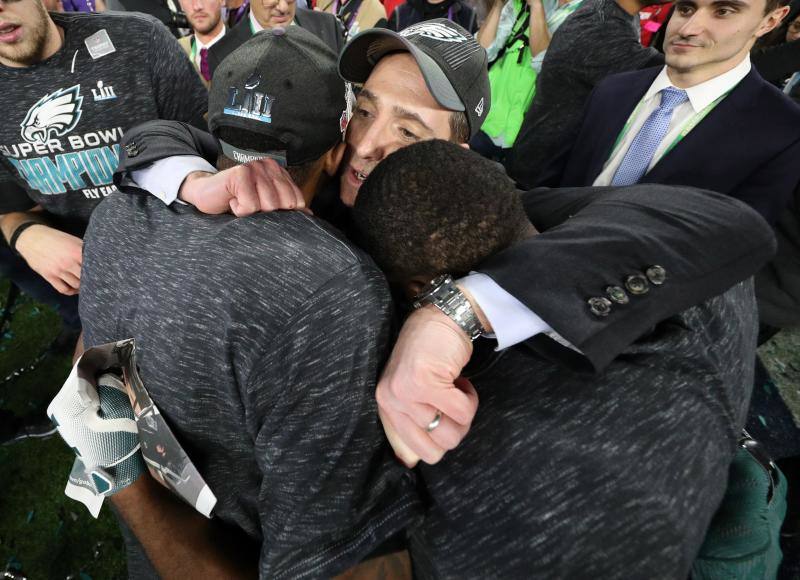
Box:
458, 272, 554, 350
129, 157, 217, 205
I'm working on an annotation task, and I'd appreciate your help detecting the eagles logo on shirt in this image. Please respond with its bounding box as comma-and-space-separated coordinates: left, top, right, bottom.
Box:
20, 85, 84, 145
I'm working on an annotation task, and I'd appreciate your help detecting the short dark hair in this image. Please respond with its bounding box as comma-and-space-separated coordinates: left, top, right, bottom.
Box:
352, 140, 528, 283
215, 127, 321, 187
449, 112, 470, 143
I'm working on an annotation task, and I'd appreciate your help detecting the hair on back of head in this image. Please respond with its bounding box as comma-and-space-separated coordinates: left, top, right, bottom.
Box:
352, 139, 529, 284
215, 127, 320, 187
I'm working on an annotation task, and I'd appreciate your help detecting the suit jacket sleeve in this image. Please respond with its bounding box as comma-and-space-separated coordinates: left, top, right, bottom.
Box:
113, 121, 220, 187
478, 184, 777, 371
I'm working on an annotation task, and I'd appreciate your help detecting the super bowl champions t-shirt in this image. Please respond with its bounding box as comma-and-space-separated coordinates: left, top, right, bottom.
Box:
0, 11, 207, 227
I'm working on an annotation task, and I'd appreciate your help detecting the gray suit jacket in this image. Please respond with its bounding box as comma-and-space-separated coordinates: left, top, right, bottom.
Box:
208, 10, 345, 78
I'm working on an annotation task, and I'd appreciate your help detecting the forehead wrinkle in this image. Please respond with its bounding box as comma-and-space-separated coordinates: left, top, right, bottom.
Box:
358, 88, 379, 104
361, 81, 436, 133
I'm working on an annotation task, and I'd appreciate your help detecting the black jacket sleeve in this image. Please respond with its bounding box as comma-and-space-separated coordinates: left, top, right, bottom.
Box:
478, 184, 776, 372
113, 120, 220, 188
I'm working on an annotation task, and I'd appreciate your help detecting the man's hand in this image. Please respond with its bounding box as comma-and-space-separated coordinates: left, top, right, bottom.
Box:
15, 224, 83, 295
376, 305, 479, 467
179, 158, 306, 217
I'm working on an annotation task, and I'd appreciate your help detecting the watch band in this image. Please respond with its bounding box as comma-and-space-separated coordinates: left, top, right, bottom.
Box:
413, 274, 486, 341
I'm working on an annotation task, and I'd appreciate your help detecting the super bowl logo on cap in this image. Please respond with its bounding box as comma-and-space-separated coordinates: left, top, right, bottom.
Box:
400, 22, 466, 43
223, 72, 276, 124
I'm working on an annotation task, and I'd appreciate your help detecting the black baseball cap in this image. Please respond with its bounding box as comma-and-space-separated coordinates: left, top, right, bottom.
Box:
338, 19, 490, 140
208, 26, 347, 166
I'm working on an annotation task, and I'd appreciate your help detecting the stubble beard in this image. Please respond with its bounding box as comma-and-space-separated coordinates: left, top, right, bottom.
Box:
193, 13, 222, 36
0, 3, 51, 67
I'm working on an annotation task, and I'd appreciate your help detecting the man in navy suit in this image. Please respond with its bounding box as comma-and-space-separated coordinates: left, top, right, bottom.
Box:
533, 0, 800, 224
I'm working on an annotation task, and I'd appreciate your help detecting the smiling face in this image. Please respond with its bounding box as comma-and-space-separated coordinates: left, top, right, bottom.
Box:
664, 0, 788, 85
339, 53, 456, 207
250, 0, 297, 29
178, 0, 224, 35
0, 0, 58, 68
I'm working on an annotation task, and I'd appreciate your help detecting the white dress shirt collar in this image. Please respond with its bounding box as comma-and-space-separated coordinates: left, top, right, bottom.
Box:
194, 25, 226, 52
249, 10, 264, 32
643, 55, 751, 113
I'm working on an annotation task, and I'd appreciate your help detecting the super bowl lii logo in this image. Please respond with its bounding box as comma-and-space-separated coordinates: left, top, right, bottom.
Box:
223, 72, 275, 124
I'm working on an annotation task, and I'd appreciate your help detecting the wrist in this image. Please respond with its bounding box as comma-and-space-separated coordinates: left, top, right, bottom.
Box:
110, 466, 151, 505
456, 284, 493, 334
413, 275, 487, 341
419, 303, 474, 353
178, 170, 215, 205
12, 222, 46, 257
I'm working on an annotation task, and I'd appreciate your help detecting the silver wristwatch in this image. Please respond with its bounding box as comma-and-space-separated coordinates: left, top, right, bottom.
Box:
413, 274, 486, 341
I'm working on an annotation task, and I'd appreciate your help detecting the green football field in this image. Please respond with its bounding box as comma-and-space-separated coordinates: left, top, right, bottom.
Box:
0, 281, 798, 579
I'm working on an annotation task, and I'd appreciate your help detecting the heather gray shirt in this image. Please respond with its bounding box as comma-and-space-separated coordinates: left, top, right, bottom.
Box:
0, 12, 207, 226
508, 0, 664, 188
412, 281, 758, 578
81, 192, 419, 578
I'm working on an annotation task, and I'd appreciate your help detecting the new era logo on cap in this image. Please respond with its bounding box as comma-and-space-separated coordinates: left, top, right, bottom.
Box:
475, 97, 484, 117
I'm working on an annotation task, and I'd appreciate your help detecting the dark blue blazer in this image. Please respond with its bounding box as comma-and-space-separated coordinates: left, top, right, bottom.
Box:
537, 66, 800, 224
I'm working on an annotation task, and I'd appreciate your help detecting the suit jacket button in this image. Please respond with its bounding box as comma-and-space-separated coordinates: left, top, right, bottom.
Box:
605, 285, 629, 304
625, 274, 650, 295
645, 265, 667, 285
588, 297, 612, 317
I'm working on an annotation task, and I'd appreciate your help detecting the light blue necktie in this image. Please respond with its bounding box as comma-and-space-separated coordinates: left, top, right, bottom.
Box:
611, 87, 689, 186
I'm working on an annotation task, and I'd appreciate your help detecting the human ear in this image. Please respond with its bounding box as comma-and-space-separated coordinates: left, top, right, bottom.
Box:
323, 142, 347, 177
756, 5, 790, 37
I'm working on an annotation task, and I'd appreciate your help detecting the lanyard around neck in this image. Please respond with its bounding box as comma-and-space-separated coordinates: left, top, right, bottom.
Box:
609, 85, 736, 165
333, 0, 366, 30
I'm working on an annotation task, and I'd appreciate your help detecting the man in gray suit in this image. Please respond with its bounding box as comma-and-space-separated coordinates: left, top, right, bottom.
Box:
207, 0, 344, 77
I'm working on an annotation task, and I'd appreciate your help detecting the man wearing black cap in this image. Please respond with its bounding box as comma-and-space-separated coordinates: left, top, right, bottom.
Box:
71, 27, 421, 579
